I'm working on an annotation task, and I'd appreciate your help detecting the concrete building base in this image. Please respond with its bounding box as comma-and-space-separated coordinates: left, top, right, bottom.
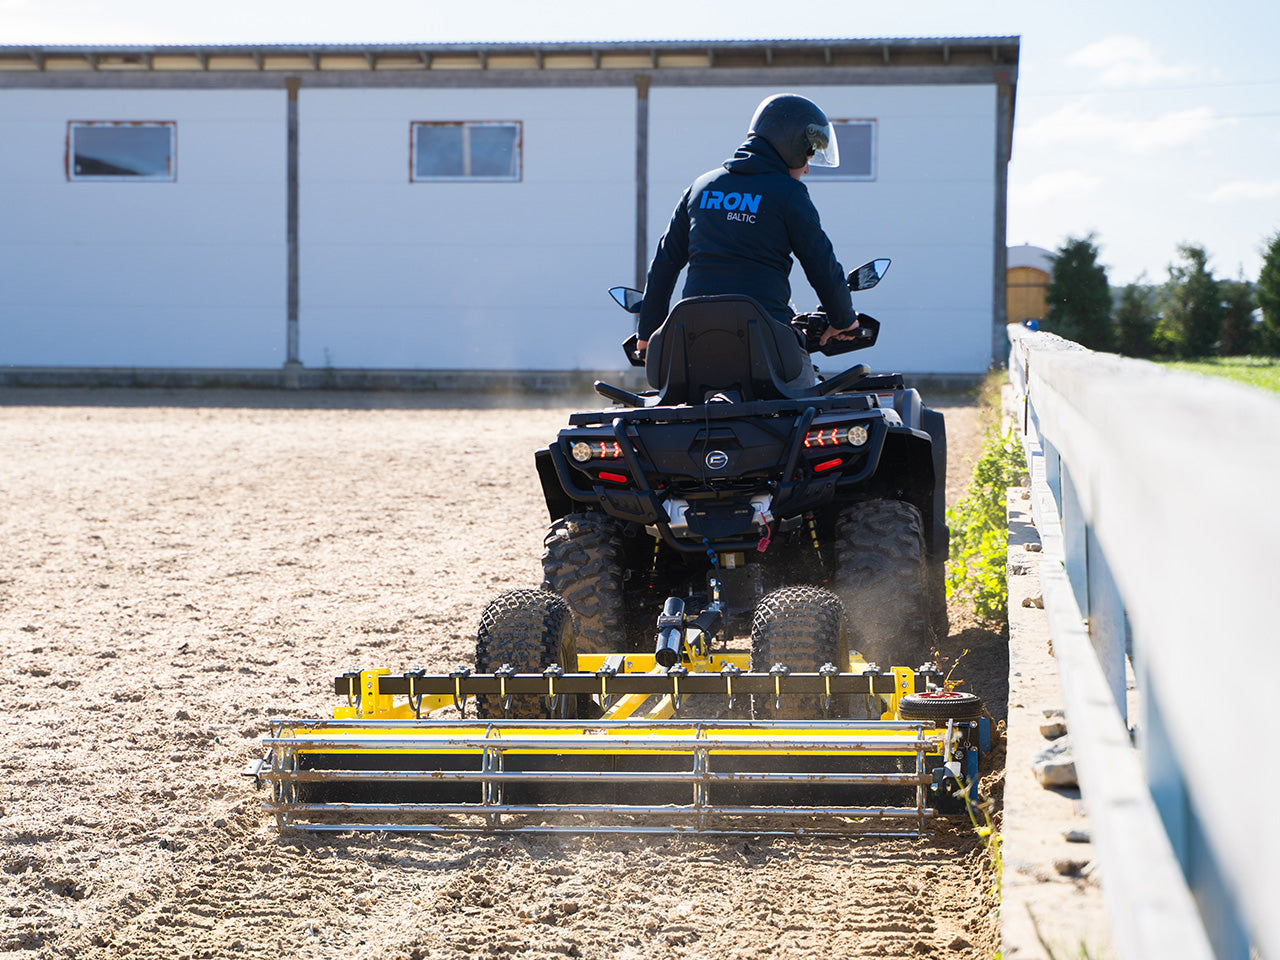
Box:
0, 364, 984, 396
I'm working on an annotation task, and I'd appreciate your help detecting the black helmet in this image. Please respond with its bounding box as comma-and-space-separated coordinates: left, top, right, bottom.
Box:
748, 93, 840, 170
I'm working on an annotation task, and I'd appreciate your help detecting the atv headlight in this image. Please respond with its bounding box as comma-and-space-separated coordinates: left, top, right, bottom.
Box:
571, 442, 593, 463
846, 425, 868, 447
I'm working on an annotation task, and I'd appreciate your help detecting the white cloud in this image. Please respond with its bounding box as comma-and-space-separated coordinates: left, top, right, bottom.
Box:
1206, 180, 1280, 202
1066, 35, 1194, 88
1011, 170, 1104, 207
1020, 102, 1219, 154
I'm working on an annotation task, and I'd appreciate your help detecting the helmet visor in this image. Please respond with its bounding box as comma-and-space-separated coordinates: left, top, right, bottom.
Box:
806, 121, 839, 168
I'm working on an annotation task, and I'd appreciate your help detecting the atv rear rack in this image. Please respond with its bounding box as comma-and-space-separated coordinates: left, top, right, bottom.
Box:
250, 660, 991, 837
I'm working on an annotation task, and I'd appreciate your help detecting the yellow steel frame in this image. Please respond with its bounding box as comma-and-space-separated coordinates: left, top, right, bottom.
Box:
322, 655, 942, 760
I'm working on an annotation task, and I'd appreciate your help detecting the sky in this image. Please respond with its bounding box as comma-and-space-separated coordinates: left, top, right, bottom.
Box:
3, 0, 1278, 286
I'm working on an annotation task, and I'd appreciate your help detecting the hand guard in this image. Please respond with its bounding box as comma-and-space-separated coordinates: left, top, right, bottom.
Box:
791, 312, 880, 356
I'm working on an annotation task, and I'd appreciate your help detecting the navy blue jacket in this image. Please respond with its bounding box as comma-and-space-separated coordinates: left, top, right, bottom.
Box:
637, 136, 856, 341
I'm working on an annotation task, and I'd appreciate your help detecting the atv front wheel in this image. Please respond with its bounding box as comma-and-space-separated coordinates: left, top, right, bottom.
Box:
749, 585, 845, 720
475, 589, 577, 719
541, 512, 628, 654
832, 500, 934, 669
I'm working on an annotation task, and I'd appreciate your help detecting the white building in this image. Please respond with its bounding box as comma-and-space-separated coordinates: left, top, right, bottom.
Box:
0, 38, 1019, 385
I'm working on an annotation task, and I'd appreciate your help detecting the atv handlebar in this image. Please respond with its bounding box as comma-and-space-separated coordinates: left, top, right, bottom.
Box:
623, 314, 879, 366
623, 333, 647, 367
792, 312, 881, 356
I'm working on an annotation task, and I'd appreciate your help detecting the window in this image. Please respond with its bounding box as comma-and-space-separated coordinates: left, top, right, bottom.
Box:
807, 120, 876, 181
68, 121, 176, 181
411, 121, 522, 182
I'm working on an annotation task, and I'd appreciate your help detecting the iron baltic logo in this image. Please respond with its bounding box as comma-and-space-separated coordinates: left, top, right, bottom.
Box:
699, 190, 761, 223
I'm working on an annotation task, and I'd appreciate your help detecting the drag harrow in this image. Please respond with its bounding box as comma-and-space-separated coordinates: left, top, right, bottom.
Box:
249, 654, 991, 837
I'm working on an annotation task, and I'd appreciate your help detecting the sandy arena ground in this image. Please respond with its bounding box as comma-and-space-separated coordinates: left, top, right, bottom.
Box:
1, 388, 1003, 959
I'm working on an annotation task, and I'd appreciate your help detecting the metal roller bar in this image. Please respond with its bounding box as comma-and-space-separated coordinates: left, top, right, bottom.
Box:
264, 733, 943, 752
262, 822, 932, 838
266, 803, 932, 818
266, 769, 927, 786
276, 718, 938, 731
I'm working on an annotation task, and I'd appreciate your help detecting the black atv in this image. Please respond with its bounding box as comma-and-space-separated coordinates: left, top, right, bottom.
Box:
535, 259, 948, 670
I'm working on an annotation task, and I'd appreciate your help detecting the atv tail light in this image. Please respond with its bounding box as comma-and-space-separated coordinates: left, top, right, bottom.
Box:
571, 440, 624, 462
803, 425, 869, 448
598, 471, 629, 484
813, 458, 843, 473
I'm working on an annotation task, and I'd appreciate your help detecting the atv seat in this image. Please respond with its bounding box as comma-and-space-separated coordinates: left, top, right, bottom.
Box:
644, 295, 869, 406
645, 296, 817, 405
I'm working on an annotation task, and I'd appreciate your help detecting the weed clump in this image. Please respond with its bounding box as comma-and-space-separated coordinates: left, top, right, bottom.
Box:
945, 404, 1027, 623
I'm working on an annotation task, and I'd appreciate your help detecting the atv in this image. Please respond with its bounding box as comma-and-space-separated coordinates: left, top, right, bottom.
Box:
535, 259, 948, 674
245, 262, 984, 835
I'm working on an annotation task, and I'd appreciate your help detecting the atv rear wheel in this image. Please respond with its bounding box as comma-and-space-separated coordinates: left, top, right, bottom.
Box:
475, 589, 577, 719
749, 585, 845, 720
541, 512, 628, 654
832, 500, 934, 669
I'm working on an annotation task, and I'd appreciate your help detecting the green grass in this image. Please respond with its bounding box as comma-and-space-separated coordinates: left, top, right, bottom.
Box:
1159, 356, 1280, 394
945, 418, 1028, 624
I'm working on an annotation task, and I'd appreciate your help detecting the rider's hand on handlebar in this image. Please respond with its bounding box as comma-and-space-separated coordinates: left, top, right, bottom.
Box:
623, 335, 647, 367
818, 319, 860, 347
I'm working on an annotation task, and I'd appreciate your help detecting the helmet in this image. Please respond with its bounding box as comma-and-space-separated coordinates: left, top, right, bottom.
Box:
748, 94, 840, 170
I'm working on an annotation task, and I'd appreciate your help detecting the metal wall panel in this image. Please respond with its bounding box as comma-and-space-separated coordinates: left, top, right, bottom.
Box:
0, 89, 286, 367
0, 73, 1003, 375
297, 86, 634, 370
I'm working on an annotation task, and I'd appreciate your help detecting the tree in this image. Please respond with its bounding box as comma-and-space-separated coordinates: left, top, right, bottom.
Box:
1258, 230, 1280, 355
1219, 278, 1256, 355
1159, 244, 1221, 358
1046, 234, 1113, 350
1114, 282, 1158, 358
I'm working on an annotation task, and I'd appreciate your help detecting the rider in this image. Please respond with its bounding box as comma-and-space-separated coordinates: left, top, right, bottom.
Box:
635, 93, 861, 385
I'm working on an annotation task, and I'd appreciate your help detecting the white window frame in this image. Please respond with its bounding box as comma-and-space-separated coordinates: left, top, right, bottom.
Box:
67, 121, 177, 182
410, 120, 523, 183
807, 119, 876, 182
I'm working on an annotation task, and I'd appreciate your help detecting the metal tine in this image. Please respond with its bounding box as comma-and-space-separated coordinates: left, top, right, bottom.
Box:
495, 663, 516, 717
720, 661, 741, 712
668, 663, 688, 714
819, 661, 838, 718
448, 665, 470, 717
769, 662, 789, 717
543, 663, 564, 715
595, 661, 618, 711
342, 669, 360, 711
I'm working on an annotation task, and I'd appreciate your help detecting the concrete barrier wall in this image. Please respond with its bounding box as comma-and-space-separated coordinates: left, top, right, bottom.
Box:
1007, 324, 1280, 959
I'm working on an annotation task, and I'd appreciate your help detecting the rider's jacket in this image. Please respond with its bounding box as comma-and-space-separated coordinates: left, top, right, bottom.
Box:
637, 135, 857, 341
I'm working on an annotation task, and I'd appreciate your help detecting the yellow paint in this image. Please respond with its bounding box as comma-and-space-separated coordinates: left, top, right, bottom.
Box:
599, 54, 654, 69
487, 55, 541, 70
1007, 265, 1050, 323
542, 54, 597, 70
890, 666, 917, 719
261, 56, 317, 71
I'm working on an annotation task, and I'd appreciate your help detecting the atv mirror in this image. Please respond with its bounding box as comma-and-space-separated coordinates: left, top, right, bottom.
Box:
847, 259, 891, 292
609, 286, 645, 314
